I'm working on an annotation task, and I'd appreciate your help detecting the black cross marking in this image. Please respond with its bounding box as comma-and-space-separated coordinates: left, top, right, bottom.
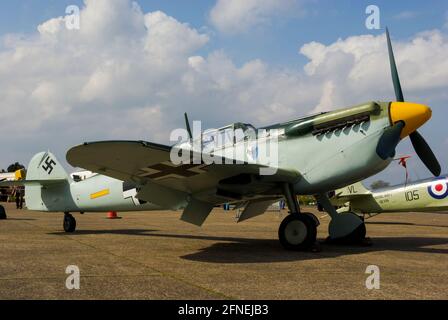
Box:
42, 156, 56, 175
139, 163, 208, 179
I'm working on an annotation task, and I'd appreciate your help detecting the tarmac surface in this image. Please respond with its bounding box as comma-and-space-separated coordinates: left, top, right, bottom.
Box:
0, 202, 447, 299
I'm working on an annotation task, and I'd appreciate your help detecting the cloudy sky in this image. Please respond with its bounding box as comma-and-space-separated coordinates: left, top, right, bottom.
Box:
0, 0, 447, 186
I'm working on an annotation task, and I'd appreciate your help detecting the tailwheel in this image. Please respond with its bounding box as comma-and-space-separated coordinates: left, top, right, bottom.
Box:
0, 205, 6, 220
278, 213, 317, 251
63, 213, 76, 233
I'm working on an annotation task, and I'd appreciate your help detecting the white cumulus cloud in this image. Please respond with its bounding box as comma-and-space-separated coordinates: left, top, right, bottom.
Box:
1, 0, 448, 179
209, 0, 298, 34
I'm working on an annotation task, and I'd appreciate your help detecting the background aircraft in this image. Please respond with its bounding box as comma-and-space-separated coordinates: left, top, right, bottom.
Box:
0, 170, 25, 219
0, 30, 442, 251
331, 176, 448, 217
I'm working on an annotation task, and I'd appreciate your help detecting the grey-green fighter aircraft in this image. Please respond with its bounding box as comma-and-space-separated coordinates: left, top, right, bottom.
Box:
0, 30, 442, 250
331, 176, 448, 217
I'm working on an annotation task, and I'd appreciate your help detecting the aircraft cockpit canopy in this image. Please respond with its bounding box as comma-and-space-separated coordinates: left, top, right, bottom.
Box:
201, 122, 257, 150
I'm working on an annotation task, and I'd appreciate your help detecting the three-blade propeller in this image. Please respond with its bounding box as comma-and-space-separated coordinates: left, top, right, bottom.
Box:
386, 28, 441, 176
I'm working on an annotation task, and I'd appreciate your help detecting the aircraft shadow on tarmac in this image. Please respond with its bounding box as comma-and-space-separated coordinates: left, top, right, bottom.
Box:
179, 236, 448, 263
48, 229, 158, 236
48, 229, 448, 263
366, 221, 448, 228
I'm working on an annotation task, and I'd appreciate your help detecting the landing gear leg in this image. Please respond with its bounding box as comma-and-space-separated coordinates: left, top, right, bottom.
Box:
0, 205, 6, 220
63, 212, 76, 232
315, 194, 369, 245
278, 184, 318, 251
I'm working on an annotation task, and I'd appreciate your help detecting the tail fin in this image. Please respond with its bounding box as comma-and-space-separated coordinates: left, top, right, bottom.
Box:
25, 152, 71, 211
0, 152, 70, 186
26, 151, 70, 182
336, 181, 370, 197
0, 152, 72, 211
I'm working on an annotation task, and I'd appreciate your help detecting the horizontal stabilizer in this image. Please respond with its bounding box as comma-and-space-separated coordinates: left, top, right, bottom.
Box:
0, 179, 67, 187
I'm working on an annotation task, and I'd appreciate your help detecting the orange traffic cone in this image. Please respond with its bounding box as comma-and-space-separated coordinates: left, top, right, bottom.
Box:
107, 211, 120, 219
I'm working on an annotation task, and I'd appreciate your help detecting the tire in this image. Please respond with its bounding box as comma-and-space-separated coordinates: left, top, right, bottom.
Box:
303, 212, 320, 227
278, 213, 317, 251
63, 214, 76, 232
327, 212, 367, 245
0, 205, 6, 220
338, 222, 366, 244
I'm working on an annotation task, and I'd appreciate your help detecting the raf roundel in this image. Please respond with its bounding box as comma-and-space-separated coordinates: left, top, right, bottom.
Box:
427, 179, 448, 199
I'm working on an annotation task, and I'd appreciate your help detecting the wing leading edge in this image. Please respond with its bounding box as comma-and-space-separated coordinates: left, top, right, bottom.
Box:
67, 140, 301, 225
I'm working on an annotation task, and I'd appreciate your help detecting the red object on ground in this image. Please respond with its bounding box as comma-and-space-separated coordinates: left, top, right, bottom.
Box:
107, 211, 119, 219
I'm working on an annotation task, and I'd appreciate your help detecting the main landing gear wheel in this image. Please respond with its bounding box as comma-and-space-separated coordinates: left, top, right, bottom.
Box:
0, 205, 6, 220
63, 213, 76, 233
278, 213, 317, 251
326, 212, 369, 245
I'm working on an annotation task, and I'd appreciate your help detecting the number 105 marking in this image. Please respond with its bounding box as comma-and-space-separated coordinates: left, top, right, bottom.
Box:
405, 190, 419, 201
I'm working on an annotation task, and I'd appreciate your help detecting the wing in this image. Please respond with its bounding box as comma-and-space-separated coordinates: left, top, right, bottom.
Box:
330, 182, 373, 206
330, 193, 374, 207
67, 140, 300, 225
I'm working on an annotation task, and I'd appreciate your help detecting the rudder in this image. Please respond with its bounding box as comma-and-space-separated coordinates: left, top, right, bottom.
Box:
26, 151, 70, 181
25, 151, 71, 211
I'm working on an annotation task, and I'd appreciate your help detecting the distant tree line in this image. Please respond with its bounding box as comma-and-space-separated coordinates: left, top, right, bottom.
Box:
298, 195, 316, 205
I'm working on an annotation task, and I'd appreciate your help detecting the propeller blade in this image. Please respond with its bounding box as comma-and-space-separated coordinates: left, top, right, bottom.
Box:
386, 28, 404, 102
184, 112, 192, 139
385, 29, 441, 176
376, 121, 405, 160
409, 131, 441, 176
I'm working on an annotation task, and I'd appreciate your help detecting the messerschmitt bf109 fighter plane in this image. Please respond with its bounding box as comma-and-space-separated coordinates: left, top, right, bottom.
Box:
331, 176, 448, 218
0, 30, 442, 250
